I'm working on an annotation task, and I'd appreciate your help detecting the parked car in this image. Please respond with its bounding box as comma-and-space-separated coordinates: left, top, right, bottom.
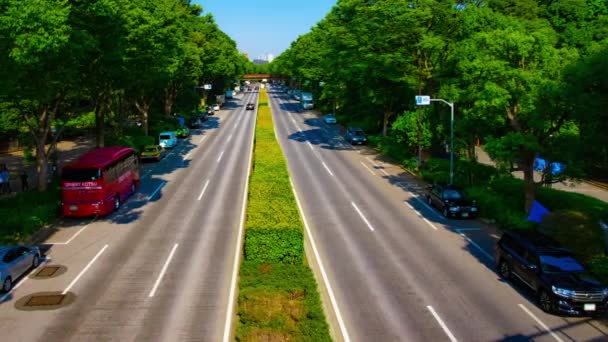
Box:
345, 127, 367, 145
213, 104, 220, 111
496, 230, 608, 315
139, 145, 165, 162
159, 131, 178, 149
426, 184, 478, 218
176, 126, 190, 138
187, 117, 203, 129
1, 245, 41, 292
246, 103, 255, 110
323, 114, 337, 124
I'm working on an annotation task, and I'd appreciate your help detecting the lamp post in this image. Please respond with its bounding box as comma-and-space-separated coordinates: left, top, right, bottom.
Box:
415, 96, 455, 185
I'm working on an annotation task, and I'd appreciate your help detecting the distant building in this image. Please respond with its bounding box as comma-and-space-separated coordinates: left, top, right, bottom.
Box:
253, 59, 268, 65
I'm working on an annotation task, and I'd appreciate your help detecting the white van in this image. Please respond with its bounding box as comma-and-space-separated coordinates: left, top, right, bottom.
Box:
159, 131, 177, 149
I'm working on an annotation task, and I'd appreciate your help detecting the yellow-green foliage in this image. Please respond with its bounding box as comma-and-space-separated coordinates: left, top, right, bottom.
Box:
245, 89, 304, 263
237, 89, 330, 341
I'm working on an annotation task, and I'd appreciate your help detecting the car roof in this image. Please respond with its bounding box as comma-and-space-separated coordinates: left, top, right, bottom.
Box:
348, 126, 363, 131
503, 230, 570, 253
0, 246, 17, 258
159, 131, 174, 135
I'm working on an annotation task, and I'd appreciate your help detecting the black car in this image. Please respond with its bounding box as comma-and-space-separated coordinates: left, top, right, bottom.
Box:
496, 230, 608, 315
426, 184, 478, 218
345, 127, 367, 145
246, 103, 255, 110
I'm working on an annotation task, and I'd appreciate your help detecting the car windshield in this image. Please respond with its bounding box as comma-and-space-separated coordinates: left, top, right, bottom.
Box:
62, 168, 101, 181
144, 147, 158, 152
540, 254, 585, 273
326, 115, 334, 118
443, 189, 463, 200
352, 130, 364, 136
160, 135, 171, 140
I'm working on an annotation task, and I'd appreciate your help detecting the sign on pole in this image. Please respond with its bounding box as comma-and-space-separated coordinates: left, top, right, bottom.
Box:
415, 95, 431, 105
203, 84, 212, 90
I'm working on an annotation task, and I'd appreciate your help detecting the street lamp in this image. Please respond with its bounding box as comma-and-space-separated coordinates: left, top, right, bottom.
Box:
415, 96, 455, 185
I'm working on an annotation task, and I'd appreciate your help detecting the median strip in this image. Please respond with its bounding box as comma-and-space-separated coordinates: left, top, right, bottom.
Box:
235, 88, 331, 341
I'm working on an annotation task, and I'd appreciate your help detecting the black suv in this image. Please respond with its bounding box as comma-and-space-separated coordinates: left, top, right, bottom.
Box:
496, 230, 608, 315
426, 184, 478, 218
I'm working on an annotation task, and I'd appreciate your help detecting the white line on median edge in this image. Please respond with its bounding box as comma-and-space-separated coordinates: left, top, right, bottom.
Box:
360, 161, 375, 176
322, 162, 334, 176
307, 141, 314, 150
148, 243, 179, 297
223, 102, 256, 342
197, 180, 210, 201
422, 217, 439, 230
427, 305, 458, 342
63, 244, 108, 295
147, 181, 166, 201
351, 202, 375, 232
292, 180, 351, 342
518, 304, 564, 342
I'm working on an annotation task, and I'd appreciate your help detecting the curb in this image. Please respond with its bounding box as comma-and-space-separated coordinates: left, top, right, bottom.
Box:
584, 180, 608, 191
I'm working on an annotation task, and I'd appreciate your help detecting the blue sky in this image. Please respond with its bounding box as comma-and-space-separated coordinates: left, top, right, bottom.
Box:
194, 0, 337, 61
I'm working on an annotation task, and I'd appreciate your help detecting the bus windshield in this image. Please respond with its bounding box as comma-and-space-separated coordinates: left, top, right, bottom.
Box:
62, 168, 102, 182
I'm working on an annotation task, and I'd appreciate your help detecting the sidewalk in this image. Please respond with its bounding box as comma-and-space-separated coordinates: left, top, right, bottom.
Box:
0, 135, 95, 196
475, 146, 608, 203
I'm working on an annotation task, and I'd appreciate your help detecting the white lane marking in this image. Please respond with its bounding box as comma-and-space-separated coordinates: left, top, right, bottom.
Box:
184, 150, 192, 160
227, 134, 233, 142
199, 136, 206, 144
518, 304, 565, 342
63, 244, 108, 295
322, 162, 334, 177
427, 305, 458, 342
360, 161, 375, 176
148, 243, 179, 298
454, 228, 480, 231
291, 180, 351, 342
147, 181, 166, 201
197, 180, 210, 201
405, 202, 414, 209
0, 257, 52, 302
307, 141, 314, 150
217, 151, 225, 163
412, 195, 445, 220
458, 232, 493, 260
291, 117, 297, 125
48, 217, 97, 245
422, 217, 439, 230
223, 108, 256, 342
351, 202, 375, 232
143, 170, 152, 178
365, 157, 389, 175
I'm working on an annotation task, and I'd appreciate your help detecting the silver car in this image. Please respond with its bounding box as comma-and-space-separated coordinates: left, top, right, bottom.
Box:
0, 245, 41, 292
323, 114, 337, 124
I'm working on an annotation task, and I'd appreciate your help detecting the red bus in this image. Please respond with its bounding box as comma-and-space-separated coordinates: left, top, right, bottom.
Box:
61, 146, 140, 217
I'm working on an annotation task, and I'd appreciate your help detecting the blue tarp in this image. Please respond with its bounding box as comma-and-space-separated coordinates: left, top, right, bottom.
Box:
176, 117, 185, 127
527, 200, 551, 223
533, 157, 566, 176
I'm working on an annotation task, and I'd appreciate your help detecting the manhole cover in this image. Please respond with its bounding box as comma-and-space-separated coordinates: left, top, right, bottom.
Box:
36, 266, 60, 278
26, 294, 65, 306
14, 292, 76, 311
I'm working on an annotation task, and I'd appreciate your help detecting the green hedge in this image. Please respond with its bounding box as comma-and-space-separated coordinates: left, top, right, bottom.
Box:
237, 88, 330, 341
0, 181, 60, 244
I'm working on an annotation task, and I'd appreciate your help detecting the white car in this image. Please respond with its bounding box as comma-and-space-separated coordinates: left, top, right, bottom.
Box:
213, 104, 220, 111
0, 245, 41, 292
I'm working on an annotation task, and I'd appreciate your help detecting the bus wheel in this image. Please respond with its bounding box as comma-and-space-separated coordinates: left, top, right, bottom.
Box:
114, 194, 120, 210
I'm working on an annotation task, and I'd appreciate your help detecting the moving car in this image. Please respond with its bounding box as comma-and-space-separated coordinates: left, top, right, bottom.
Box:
159, 131, 177, 149
246, 103, 255, 110
496, 230, 608, 315
1, 245, 41, 292
323, 114, 337, 124
139, 145, 165, 162
345, 126, 367, 145
426, 184, 478, 218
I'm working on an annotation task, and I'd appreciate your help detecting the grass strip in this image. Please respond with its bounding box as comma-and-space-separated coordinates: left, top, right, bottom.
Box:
236, 88, 331, 341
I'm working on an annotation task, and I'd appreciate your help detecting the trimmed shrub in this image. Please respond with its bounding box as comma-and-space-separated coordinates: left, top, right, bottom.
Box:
244, 229, 304, 264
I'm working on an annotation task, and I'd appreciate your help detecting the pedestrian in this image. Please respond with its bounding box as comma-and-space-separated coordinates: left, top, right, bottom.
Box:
0, 165, 10, 194
20, 169, 29, 191
0, 164, 5, 195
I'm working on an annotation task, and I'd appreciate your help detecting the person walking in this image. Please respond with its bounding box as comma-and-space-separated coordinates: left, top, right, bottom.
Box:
20, 169, 29, 191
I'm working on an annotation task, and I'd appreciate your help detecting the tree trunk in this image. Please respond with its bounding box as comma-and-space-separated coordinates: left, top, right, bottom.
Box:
35, 140, 49, 191
163, 87, 177, 116
382, 110, 390, 137
521, 152, 537, 214
95, 101, 105, 148
135, 98, 150, 136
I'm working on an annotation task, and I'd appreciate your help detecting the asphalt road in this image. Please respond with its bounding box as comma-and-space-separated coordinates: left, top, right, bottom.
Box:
268, 85, 608, 342
0, 91, 257, 341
